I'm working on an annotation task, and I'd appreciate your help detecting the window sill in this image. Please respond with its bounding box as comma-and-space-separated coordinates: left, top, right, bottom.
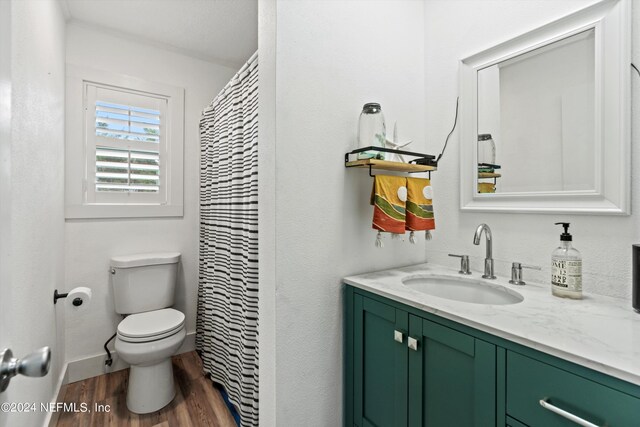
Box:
65, 204, 183, 220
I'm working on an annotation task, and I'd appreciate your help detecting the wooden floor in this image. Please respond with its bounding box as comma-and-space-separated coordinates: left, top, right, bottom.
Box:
56, 351, 237, 427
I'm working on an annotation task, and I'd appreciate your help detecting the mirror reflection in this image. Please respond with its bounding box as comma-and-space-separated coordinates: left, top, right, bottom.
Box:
477, 29, 595, 194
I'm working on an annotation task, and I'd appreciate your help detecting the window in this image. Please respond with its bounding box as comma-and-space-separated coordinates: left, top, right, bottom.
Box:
65, 66, 184, 218
88, 86, 164, 203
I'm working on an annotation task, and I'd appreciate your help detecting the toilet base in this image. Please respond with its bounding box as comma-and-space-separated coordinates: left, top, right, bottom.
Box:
126, 358, 176, 414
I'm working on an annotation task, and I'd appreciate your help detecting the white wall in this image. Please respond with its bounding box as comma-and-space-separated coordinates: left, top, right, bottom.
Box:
423, 0, 638, 299
64, 23, 237, 368
0, 1, 66, 426
257, 0, 277, 424
260, 1, 427, 424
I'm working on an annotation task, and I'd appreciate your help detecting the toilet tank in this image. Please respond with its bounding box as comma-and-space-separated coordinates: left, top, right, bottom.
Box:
110, 252, 181, 314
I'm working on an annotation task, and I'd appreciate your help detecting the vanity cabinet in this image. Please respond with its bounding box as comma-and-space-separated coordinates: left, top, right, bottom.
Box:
506, 352, 640, 426
345, 285, 640, 427
349, 292, 496, 427
351, 295, 408, 427
406, 314, 496, 427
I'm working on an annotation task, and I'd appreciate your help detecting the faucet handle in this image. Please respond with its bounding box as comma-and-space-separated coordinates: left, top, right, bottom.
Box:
517, 262, 542, 270
509, 262, 541, 285
448, 254, 472, 275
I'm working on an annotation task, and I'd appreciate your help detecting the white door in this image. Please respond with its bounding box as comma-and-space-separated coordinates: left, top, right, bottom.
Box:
0, 1, 66, 426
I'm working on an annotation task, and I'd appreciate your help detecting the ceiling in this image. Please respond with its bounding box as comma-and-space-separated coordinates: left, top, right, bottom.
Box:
62, 0, 258, 67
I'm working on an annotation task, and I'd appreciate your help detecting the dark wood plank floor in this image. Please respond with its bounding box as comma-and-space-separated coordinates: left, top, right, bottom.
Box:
56, 351, 237, 427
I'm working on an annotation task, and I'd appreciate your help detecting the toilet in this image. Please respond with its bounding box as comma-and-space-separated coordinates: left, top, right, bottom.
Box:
110, 252, 185, 414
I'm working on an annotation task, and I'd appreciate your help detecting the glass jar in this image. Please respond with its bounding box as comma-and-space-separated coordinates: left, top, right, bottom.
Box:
357, 103, 386, 159
477, 133, 496, 165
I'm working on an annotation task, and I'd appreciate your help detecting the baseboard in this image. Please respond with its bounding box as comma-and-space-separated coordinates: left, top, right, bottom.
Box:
66, 331, 196, 384
43, 361, 69, 427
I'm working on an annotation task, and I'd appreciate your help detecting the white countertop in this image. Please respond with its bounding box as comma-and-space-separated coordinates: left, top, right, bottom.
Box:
344, 263, 640, 386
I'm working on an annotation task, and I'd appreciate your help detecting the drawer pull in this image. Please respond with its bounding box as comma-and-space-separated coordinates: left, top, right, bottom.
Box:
539, 399, 598, 427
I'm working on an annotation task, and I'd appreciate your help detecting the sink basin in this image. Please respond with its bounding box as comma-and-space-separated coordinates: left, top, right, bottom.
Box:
402, 275, 523, 305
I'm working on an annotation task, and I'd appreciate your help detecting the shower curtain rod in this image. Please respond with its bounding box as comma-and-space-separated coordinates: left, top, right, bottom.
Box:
237, 50, 258, 76
206, 50, 258, 109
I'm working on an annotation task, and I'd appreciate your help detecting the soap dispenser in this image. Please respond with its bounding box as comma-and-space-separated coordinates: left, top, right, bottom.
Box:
551, 222, 582, 299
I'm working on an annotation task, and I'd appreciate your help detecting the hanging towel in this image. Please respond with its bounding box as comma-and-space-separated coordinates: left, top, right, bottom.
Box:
478, 182, 496, 193
406, 177, 435, 242
371, 175, 407, 238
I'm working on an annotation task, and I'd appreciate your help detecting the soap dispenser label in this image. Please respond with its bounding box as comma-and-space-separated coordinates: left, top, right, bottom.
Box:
551, 259, 582, 291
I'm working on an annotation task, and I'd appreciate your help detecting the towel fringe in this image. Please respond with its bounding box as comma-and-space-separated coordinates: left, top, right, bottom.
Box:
391, 233, 399, 240
425, 230, 432, 240
409, 231, 416, 244
375, 231, 383, 248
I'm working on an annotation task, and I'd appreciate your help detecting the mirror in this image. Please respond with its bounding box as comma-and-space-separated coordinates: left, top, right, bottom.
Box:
459, 0, 630, 214
477, 29, 595, 194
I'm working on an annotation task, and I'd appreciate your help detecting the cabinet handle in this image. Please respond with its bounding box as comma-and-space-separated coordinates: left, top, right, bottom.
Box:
393, 330, 404, 343
407, 337, 419, 351
539, 399, 598, 427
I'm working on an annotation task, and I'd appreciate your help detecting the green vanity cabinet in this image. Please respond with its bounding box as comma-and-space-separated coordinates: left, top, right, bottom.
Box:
347, 289, 496, 427
352, 294, 409, 427
345, 285, 640, 427
407, 315, 496, 427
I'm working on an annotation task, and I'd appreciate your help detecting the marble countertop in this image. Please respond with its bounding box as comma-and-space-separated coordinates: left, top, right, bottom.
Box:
344, 263, 640, 386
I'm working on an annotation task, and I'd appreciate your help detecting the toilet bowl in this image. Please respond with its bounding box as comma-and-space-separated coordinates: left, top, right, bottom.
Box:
115, 308, 186, 414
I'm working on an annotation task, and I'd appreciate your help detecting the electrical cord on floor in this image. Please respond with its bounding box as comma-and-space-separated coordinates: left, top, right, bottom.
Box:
104, 314, 126, 366
436, 96, 459, 163
632, 63, 640, 78
104, 332, 117, 366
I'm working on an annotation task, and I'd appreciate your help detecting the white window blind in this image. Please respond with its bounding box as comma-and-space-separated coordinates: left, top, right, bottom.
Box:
95, 147, 160, 193
94, 101, 161, 193
85, 84, 168, 204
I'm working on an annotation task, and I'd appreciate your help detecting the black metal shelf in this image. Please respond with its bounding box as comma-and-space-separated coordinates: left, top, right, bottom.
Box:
345, 146, 438, 178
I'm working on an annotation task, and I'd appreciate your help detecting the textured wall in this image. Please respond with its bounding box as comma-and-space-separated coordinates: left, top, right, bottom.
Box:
64, 24, 237, 367
263, 1, 428, 425
0, 1, 66, 426
423, 0, 638, 299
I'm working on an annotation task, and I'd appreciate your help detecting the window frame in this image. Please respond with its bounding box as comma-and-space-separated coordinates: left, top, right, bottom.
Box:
65, 65, 184, 219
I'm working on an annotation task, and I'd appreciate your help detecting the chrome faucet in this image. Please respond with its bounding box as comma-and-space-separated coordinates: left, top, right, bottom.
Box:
473, 223, 496, 279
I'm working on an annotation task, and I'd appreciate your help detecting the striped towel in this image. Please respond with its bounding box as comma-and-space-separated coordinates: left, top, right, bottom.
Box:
406, 177, 435, 242
371, 175, 407, 246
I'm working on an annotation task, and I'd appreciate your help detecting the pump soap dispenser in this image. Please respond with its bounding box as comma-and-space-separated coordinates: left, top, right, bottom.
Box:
551, 222, 582, 299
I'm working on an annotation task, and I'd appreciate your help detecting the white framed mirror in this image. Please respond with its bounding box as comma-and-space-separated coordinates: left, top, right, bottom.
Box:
459, 0, 630, 215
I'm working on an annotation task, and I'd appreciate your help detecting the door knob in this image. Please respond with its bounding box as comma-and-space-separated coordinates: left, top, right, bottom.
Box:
0, 346, 51, 392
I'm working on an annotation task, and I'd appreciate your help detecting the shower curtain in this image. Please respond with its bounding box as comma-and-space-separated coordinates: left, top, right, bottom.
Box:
197, 51, 258, 427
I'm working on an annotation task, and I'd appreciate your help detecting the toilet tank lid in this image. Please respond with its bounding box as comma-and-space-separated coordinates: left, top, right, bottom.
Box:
110, 252, 181, 268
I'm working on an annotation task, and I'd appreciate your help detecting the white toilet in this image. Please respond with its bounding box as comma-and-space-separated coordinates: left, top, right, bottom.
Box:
110, 252, 186, 414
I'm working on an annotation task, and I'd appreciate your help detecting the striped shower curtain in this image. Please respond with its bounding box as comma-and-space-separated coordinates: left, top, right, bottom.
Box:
197, 52, 258, 427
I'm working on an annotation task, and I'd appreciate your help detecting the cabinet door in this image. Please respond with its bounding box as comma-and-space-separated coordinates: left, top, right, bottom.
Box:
354, 295, 409, 427
408, 315, 496, 427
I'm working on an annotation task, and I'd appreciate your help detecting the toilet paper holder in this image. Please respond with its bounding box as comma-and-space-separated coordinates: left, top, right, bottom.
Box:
53, 289, 84, 306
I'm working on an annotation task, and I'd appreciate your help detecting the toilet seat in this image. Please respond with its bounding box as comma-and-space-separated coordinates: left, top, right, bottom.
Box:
118, 308, 185, 343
